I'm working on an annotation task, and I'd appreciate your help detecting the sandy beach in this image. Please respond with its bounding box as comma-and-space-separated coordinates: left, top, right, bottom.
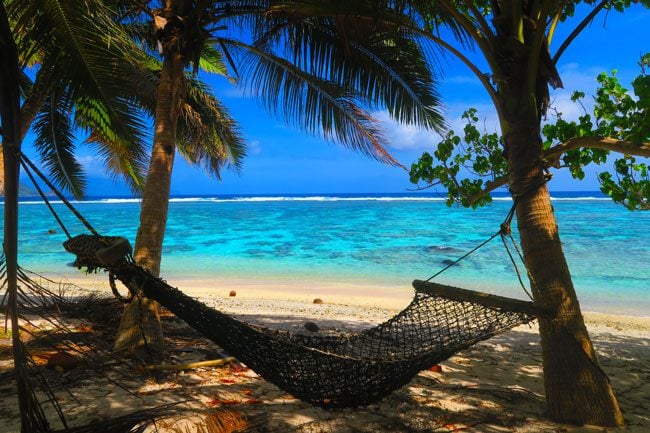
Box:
1, 276, 649, 432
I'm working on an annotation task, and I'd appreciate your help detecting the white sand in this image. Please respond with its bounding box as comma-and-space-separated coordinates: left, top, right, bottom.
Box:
1, 276, 649, 432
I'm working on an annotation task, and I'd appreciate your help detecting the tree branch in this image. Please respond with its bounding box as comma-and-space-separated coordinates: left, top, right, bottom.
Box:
552, 0, 609, 65
465, 136, 650, 205
465, 176, 509, 204
545, 137, 650, 162
416, 32, 502, 120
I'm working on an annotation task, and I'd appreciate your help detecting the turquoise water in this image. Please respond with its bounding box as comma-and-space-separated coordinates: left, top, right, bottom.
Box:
5, 193, 650, 316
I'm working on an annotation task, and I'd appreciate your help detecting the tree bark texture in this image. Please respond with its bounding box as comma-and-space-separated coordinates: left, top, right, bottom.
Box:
133, 51, 184, 277
0, 68, 52, 195
1, 6, 50, 431
501, 86, 624, 426
113, 50, 184, 356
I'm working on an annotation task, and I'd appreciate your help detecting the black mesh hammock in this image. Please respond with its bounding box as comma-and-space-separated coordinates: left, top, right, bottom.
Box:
21, 153, 552, 409
63, 234, 551, 409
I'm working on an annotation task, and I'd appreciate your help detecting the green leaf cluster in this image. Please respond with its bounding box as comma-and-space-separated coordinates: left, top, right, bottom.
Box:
410, 108, 507, 208
543, 54, 649, 210
411, 54, 649, 211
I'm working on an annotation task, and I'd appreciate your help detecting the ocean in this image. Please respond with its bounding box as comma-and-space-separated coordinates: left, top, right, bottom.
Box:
4, 192, 649, 316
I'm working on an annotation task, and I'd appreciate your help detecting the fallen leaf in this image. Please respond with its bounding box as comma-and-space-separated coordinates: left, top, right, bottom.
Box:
230, 364, 248, 373
208, 399, 241, 406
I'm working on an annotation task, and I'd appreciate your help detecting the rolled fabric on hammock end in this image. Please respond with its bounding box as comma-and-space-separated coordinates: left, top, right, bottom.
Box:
95, 237, 132, 266
63, 234, 131, 272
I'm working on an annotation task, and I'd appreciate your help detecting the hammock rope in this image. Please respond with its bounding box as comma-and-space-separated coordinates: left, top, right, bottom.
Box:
62, 234, 551, 408
22, 152, 553, 408
19, 153, 100, 236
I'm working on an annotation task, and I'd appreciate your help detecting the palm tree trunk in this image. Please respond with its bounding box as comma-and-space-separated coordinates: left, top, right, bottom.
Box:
1, 6, 50, 431
133, 53, 183, 276
0, 69, 53, 195
503, 109, 624, 426
113, 51, 184, 356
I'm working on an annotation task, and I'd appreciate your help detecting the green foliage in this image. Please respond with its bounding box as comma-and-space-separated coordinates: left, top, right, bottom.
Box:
229, 3, 446, 164
599, 157, 649, 209
32, 90, 86, 198
543, 54, 649, 210
197, 45, 229, 76
411, 54, 649, 210
410, 108, 507, 208
9, 0, 152, 194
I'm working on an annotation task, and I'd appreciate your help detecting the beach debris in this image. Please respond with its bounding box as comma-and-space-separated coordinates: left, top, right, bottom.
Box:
208, 398, 241, 406
181, 373, 205, 385
155, 409, 264, 433
312, 298, 324, 304
140, 356, 236, 372
429, 364, 443, 373
304, 322, 319, 332
229, 290, 237, 297
46, 351, 83, 371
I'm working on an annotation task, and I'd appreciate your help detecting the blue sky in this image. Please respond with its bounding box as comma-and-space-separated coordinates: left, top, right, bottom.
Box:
23, 5, 650, 196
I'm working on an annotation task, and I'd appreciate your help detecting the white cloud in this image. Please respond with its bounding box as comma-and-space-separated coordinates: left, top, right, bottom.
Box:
247, 139, 262, 155
545, 63, 611, 124
443, 102, 501, 136
374, 101, 502, 152
373, 110, 439, 151
77, 155, 112, 179
375, 61, 626, 152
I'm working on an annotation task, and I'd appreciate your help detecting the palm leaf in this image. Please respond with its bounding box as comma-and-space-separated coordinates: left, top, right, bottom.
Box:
9, 0, 151, 193
177, 76, 246, 177
32, 88, 86, 199
254, 3, 446, 130
198, 44, 229, 76
221, 37, 400, 166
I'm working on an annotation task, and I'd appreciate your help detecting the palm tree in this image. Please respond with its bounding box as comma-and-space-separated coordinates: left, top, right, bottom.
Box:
1, 1, 155, 429
0, 0, 154, 198
2, 1, 246, 428
3, 0, 243, 199
112, 0, 445, 356
2, 0, 247, 356
307, 0, 648, 426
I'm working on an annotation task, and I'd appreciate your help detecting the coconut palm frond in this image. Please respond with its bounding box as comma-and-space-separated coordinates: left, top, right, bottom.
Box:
177, 76, 246, 176
221, 37, 400, 166
292, 21, 443, 129
198, 44, 229, 76
254, 3, 445, 132
32, 88, 86, 199
14, 0, 150, 162
85, 127, 149, 193
7, 0, 153, 195
55, 404, 183, 433
402, 0, 474, 45
2, 256, 189, 433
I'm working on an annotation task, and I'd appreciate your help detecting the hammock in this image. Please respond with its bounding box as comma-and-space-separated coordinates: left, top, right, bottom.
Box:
63, 234, 550, 408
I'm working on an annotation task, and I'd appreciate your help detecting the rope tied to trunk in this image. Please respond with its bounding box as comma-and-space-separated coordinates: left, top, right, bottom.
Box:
424, 174, 551, 304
